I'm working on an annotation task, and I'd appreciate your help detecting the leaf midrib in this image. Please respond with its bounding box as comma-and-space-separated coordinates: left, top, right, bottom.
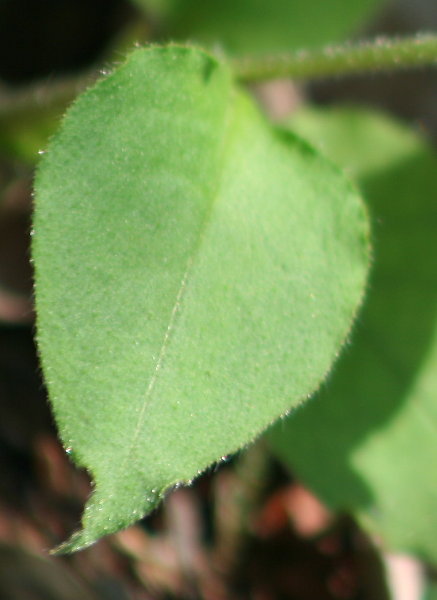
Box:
114, 73, 239, 489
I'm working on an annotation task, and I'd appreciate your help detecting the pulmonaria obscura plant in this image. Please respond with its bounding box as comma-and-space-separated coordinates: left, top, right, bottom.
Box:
31, 0, 437, 564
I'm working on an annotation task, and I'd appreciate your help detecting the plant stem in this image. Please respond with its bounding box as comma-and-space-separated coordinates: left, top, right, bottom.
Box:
233, 33, 437, 83
0, 72, 96, 120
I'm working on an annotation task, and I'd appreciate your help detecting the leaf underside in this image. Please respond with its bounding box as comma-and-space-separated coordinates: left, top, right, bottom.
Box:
33, 47, 369, 552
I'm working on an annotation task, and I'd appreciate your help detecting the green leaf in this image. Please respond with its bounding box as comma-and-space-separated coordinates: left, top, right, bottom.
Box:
32, 47, 369, 552
135, 0, 384, 55
268, 106, 437, 561
424, 584, 437, 600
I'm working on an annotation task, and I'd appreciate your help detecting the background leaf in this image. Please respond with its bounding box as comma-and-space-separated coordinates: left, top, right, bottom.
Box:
134, 0, 385, 55
33, 47, 369, 552
0, 108, 60, 164
425, 584, 437, 600
268, 106, 437, 561
130, 0, 176, 19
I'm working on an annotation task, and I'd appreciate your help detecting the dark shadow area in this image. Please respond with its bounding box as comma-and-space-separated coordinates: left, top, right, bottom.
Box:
0, 544, 101, 600
0, 326, 50, 507
0, 0, 137, 84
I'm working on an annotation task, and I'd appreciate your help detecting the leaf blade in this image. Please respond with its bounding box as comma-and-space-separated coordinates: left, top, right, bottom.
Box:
33, 48, 369, 552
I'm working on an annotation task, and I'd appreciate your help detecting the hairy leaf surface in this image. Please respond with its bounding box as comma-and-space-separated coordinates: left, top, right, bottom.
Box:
269, 107, 437, 561
33, 48, 369, 552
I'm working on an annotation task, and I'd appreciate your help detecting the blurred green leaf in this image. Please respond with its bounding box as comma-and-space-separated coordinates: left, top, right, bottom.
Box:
268, 106, 437, 561
424, 584, 437, 600
0, 109, 59, 164
130, 0, 177, 19
32, 47, 369, 552
135, 0, 384, 54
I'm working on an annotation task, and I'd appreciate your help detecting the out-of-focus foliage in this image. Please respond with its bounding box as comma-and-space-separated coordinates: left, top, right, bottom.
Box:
134, 0, 384, 54
268, 106, 437, 562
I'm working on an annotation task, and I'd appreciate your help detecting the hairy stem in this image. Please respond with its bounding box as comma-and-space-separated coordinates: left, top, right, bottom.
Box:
233, 33, 437, 83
